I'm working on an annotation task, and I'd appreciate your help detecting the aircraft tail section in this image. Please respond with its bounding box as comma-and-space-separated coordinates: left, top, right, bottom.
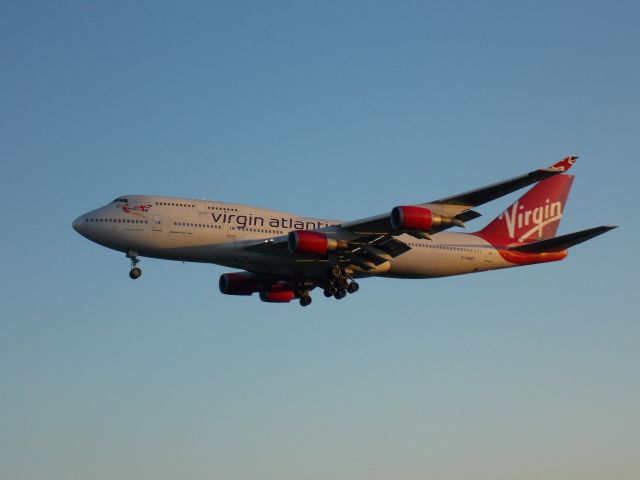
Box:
477, 174, 574, 243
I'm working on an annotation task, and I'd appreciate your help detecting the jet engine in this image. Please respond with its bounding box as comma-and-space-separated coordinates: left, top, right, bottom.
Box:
288, 230, 348, 255
390, 206, 463, 231
259, 281, 295, 303
219, 272, 259, 296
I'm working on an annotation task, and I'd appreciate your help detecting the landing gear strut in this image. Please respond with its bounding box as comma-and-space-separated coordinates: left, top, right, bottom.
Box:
293, 278, 313, 307
127, 251, 142, 280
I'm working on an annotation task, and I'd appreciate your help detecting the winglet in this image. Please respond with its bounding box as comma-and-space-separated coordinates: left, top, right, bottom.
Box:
547, 155, 578, 172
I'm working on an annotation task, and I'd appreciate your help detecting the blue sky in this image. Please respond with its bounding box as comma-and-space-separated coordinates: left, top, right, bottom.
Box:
1, 1, 638, 479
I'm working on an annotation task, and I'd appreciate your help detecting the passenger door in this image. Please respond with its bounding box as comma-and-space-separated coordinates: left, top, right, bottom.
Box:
153, 214, 162, 231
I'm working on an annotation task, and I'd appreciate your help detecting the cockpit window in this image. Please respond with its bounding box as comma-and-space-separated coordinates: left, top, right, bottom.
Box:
111, 198, 129, 203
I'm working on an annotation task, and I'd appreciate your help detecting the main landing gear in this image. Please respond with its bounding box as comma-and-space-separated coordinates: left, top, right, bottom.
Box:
323, 266, 359, 301
127, 251, 142, 280
293, 284, 313, 307
299, 293, 312, 307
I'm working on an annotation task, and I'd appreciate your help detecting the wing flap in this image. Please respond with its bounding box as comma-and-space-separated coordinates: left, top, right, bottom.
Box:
348, 235, 411, 268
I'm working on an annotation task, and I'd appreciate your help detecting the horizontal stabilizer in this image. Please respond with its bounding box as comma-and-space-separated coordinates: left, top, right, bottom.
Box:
509, 225, 617, 253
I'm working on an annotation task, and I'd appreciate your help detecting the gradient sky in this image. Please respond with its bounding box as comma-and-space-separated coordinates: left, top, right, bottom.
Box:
1, 1, 638, 479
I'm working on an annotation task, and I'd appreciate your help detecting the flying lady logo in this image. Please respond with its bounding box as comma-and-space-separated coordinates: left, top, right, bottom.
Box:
119, 204, 152, 216
549, 156, 577, 172
499, 199, 562, 242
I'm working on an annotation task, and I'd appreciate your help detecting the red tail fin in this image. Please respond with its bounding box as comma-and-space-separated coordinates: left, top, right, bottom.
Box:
477, 174, 574, 243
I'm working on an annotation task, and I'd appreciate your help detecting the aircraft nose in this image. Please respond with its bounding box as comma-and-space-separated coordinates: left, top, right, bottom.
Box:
72, 215, 86, 235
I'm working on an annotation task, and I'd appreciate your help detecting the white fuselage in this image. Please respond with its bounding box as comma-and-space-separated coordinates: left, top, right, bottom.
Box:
73, 195, 514, 279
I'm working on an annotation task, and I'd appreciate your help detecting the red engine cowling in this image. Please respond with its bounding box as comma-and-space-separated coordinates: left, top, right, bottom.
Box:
288, 230, 348, 254
259, 281, 295, 303
391, 206, 434, 230
219, 272, 259, 296
391, 206, 461, 231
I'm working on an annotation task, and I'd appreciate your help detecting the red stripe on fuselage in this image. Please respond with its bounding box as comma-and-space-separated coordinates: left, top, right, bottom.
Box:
474, 233, 568, 266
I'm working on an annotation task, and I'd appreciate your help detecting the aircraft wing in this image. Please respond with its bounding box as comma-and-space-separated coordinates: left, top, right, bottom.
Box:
340, 156, 578, 235
243, 232, 411, 271
244, 156, 577, 271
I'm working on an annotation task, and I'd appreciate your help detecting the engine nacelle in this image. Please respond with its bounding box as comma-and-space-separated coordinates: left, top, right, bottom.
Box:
219, 272, 259, 296
288, 230, 348, 254
391, 206, 462, 231
259, 281, 295, 303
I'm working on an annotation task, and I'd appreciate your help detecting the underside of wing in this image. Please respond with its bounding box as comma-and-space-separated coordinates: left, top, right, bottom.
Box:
339, 234, 411, 270
242, 230, 411, 272
242, 236, 292, 256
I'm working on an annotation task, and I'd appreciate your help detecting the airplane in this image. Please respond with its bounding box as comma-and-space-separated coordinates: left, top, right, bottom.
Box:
72, 156, 615, 306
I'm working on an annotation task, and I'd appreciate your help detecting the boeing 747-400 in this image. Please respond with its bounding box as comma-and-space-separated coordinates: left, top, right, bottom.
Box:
72, 156, 615, 306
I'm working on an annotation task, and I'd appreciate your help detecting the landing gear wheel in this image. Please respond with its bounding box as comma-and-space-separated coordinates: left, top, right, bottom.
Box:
127, 252, 142, 280
347, 281, 359, 294
337, 276, 348, 288
334, 288, 347, 300
300, 295, 312, 307
324, 285, 337, 297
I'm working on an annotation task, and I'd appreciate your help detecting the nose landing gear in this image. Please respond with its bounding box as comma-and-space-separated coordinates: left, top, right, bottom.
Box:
129, 267, 142, 280
127, 251, 142, 280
